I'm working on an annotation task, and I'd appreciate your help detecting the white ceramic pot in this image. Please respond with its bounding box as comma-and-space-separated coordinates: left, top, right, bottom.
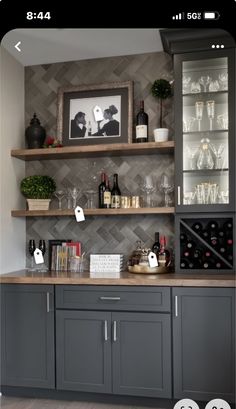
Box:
27, 199, 51, 211
153, 128, 169, 142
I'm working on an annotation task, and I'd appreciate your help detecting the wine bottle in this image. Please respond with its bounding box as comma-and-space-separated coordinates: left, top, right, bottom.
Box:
103, 174, 111, 209
159, 235, 171, 267
223, 220, 233, 231
152, 232, 160, 257
219, 246, 226, 254
180, 258, 188, 268
183, 250, 191, 258
207, 220, 218, 231
193, 248, 203, 260
201, 230, 209, 240
218, 229, 225, 238
98, 172, 106, 208
192, 222, 203, 233
226, 236, 233, 246
186, 240, 196, 249
204, 250, 212, 258
180, 232, 187, 243
227, 253, 233, 262
135, 100, 148, 143
111, 173, 121, 209
209, 234, 218, 247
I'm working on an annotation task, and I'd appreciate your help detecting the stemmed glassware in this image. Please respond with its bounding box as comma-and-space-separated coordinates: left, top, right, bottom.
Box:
182, 75, 191, 94
211, 142, 225, 169
69, 187, 80, 209
139, 175, 156, 207
159, 173, 174, 207
206, 100, 215, 131
54, 190, 65, 210
218, 73, 228, 90
199, 75, 211, 92
28, 239, 36, 271
195, 101, 204, 131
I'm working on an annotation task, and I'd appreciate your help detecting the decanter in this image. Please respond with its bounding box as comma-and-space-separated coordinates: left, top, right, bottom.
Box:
196, 138, 215, 170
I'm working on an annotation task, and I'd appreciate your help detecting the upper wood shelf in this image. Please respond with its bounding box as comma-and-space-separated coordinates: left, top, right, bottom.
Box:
11, 141, 174, 161
11, 207, 175, 217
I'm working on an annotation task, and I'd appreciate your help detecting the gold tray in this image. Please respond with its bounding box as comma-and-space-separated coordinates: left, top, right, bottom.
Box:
128, 265, 170, 274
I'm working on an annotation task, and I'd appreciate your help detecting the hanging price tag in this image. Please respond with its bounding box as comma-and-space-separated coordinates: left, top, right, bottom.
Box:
75, 206, 85, 222
34, 248, 44, 264
148, 251, 158, 268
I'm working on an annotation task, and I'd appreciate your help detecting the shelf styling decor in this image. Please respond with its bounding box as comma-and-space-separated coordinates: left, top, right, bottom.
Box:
20, 175, 56, 210
151, 79, 172, 142
25, 113, 46, 149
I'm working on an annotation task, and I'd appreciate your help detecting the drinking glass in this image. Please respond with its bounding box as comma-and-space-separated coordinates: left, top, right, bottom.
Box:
185, 145, 198, 170
217, 113, 228, 130
199, 75, 211, 92
159, 173, 174, 207
65, 187, 72, 209
210, 184, 219, 204
182, 75, 191, 94
28, 239, 36, 271
211, 143, 225, 169
69, 187, 80, 209
54, 190, 65, 210
85, 190, 97, 208
190, 81, 201, 93
183, 117, 196, 132
139, 175, 156, 207
206, 100, 215, 131
195, 101, 204, 131
209, 80, 220, 92
183, 191, 196, 205
218, 73, 228, 90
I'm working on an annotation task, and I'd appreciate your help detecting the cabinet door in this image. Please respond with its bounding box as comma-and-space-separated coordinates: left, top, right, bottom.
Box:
56, 310, 112, 393
112, 312, 171, 398
1, 284, 55, 388
173, 287, 235, 401
175, 48, 235, 213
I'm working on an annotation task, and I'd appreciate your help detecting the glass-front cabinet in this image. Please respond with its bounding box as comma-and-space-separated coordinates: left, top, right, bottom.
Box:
175, 49, 235, 212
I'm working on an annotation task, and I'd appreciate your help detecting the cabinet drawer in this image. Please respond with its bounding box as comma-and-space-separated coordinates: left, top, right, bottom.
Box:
56, 285, 170, 312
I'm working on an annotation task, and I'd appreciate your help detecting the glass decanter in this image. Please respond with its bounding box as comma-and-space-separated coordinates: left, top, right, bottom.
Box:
196, 138, 215, 170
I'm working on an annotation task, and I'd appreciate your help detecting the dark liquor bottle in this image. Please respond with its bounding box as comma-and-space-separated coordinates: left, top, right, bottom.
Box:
103, 174, 111, 209
152, 232, 160, 257
158, 236, 170, 267
135, 100, 148, 143
111, 173, 121, 209
98, 172, 106, 208
192, 221, 203, 233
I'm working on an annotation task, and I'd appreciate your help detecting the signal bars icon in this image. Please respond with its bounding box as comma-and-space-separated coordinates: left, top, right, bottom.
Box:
172, 12, 184, 20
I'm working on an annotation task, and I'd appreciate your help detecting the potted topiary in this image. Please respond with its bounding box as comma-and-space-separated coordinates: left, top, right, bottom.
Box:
20, 175, 56, 210
151, 79, 172, 142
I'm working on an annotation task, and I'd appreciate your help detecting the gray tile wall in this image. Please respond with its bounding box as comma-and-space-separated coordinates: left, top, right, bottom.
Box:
25, 51, 175, 268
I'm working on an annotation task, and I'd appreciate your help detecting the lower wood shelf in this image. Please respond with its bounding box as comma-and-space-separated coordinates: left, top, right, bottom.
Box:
11, 207, 175, 217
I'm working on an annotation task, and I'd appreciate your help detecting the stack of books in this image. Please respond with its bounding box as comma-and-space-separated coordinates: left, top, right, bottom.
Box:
90, 254, 124, 273
49, 240, 81, 271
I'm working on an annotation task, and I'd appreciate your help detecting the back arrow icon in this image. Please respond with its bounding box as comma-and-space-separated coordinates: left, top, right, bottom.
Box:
15, 41, 21, 52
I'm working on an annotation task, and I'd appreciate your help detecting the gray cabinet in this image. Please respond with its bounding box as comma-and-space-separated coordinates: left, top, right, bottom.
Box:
55, 285, 172, 398
1, 284, 55, 388
173, 287, 235, 402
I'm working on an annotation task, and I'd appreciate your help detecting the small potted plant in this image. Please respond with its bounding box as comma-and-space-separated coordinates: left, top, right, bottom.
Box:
151, 78, 172, 142
20, 175, 56, 210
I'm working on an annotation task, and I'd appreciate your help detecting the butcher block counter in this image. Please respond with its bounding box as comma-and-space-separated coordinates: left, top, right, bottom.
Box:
0, 269, 235, 287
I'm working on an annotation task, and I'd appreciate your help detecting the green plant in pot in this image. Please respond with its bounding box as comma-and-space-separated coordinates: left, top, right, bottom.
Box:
151, 79, 172, 142
20, 175, 56, 210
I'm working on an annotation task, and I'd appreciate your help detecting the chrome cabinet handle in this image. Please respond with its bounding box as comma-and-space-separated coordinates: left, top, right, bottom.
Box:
113, 321, 117, 342
177, 186, 181, 205
99, 296, 121, 301
104, 320, 108, 341
175, 295, 178, 317
46, 292, 50, 313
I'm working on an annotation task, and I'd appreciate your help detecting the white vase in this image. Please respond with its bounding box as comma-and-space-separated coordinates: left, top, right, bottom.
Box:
27, 199, 51, 210
153, 128, 169, 142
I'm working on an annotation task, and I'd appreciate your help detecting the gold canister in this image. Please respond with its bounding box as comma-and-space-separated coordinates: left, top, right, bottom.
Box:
131, 196, 140, 208
121, 196, 131, 208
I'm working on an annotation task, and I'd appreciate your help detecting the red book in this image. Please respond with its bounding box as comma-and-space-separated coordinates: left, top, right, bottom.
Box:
65, 242, 81, 256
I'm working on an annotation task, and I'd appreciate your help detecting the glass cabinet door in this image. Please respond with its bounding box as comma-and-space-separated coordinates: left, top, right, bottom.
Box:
175, 50, 235, 212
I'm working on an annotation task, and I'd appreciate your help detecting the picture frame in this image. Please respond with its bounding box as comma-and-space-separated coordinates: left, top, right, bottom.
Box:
57, 81, 133, 146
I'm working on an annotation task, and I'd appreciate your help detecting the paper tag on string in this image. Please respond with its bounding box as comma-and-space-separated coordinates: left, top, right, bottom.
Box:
75, 206, 85, 222
148, 251, 158, 268
34, 248, 44, 264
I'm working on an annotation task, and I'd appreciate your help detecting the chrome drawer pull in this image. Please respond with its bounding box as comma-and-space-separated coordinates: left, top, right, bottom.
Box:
46, 292, 50, 313
99, 296, 121, 301
104, 320, 108, 341
177, 186, 181, 205
175, 295, 178, 317
113, 321, 117, 342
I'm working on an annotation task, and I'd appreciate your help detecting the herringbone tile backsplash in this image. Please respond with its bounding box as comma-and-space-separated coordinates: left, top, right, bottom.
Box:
25, 51, 175, 268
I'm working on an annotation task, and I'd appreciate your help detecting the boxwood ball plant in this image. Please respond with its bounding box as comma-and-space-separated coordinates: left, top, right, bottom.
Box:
20, 175, 56, 199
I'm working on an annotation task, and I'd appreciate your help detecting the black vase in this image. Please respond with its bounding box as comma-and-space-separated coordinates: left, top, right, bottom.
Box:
25, 113, 46, 149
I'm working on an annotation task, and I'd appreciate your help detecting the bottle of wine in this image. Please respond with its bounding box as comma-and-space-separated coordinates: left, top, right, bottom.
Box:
180, 232, 188, 243
223, 220, 233, 231
204, 250, 212, 258
192, 221, 203, 233
180, 258, 188, 269
201, 229, 209, 240
111, 173, 121, 209
209, 234, 218, 247
98, 172, 106, 208
103, 174, 111, 209
207, 220, 219, 232
193, 248, 203, 260
186, 240, 196, 249
152, 232, 160, 257
159, 236, 170, 267
135, 100, 148, 143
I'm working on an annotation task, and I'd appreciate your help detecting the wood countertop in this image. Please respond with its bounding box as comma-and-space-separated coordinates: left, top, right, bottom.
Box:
0, 270, 235, 287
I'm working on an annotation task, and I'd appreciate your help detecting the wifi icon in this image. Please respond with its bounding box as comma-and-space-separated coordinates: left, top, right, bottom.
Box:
172, 12, 184, 20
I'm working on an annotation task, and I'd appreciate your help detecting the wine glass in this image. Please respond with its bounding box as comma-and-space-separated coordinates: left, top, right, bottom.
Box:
139, 175, 156, 207
54, 190, 65, 210
211, 142, 225, 169
85, 190, 97, 208
206, 100, 215, 131
69, 187, 80, 209
199, 75, 211, 92
182, 75, 191, 94
159, 173, 174, 207
28, 239, 36, 271
218, 72, 228, 90
195, 101, 204, 131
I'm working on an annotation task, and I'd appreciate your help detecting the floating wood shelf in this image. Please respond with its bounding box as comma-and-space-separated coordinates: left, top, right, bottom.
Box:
11, 141, 174, 161
11, 207, 175, 217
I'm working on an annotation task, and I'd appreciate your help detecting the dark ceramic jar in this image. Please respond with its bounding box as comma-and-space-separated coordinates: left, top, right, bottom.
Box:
25, 113, 46, 149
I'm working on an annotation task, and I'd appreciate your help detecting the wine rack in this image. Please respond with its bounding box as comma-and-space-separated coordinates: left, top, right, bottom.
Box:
175, 214, 234, 273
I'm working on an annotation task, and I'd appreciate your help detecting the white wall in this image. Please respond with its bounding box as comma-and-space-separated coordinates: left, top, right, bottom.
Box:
0, 47, 25, 273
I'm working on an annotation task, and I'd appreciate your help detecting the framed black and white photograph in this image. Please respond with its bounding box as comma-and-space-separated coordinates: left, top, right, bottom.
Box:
57, 81, 133, 146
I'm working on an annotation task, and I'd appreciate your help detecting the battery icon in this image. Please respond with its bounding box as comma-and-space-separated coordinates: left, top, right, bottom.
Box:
203, 11, 220, 20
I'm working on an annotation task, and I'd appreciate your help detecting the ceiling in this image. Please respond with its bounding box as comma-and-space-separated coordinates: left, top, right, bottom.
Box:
1, 28, 163, 66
